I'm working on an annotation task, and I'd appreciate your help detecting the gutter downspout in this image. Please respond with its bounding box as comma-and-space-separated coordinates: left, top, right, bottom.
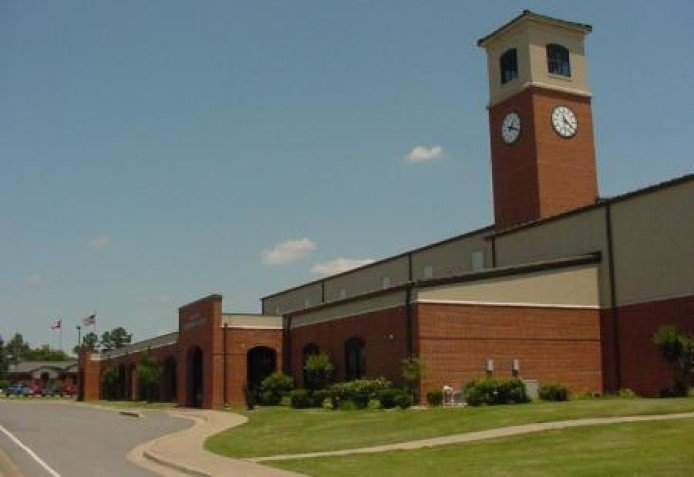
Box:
406, 253, 414, 358
605, 203, 622, 391
223, 323, 228, 406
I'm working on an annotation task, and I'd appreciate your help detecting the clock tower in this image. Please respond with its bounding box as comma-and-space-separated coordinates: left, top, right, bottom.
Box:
478, 11, 598, 230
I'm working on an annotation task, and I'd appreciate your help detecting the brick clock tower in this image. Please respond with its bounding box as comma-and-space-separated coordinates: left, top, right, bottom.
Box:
478, 11, 599, 230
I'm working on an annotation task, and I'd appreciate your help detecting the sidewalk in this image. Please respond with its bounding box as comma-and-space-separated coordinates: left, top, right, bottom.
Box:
133, 408, 304, 477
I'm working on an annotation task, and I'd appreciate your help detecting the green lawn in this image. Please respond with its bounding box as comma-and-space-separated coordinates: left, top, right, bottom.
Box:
270, 418, 694, 477
205, 397, 694, 458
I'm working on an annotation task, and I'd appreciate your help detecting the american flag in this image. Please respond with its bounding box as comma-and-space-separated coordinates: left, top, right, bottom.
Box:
82, 313, 96, 326
51, 318, 61, 330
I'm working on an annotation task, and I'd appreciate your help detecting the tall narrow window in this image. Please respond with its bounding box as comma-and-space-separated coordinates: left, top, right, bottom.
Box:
345, 337, 366, 381
499, 49, 518, 84
546, 44, 571, 77
302, 343, 320, 388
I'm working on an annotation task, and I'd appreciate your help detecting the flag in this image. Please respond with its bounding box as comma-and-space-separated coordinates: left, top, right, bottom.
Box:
82, 313, 96, 326
51, 318, 62, 330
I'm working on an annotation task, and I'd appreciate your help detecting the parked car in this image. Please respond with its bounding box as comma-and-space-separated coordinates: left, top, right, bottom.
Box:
25, 383, 42, 397
42, 383, 60, 397
6, 383, 27, 397
61, 383, 76, 397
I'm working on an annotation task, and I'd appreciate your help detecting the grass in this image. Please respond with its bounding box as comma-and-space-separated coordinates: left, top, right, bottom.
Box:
205, 397, 694, 458
270, 418, 694, 477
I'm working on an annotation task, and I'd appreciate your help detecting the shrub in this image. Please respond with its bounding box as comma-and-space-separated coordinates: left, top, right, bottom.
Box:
653, 326, 694, 395
329, 378, 392, 410
401, 357, 424, 400
259, 372, 294, 406
0, 379, 9, 391
660, 381, 689, 398
101, 367, 119, 400
539, 383, 570, 402
464, 377, 529, 406
394, 391, 413, 409
304, 353, 334, 391
289, 389, 312, 409
310, 389, 330, 408
617, 388, 637, 398
377, 388, 400, 409
136, 353, 161, 402
426, 389, 444, 406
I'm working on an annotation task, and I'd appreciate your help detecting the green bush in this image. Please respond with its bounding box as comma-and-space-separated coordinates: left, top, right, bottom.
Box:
539, 383, 570, 402
136, 353, 161, 402
426, 389, 444, 406
310, 389, 330, 408
259, 372, 294, 406
289, 389, 312, 408
329, 378, 392, 410
0, 379, 9, 390
377, 388, 400, 409
304, 353, 334, 391
464, 377, 529, 406
101, 367, 119, 400
394, 391, 414, 409
617, 388, 637, 398
660, 382, 689, 398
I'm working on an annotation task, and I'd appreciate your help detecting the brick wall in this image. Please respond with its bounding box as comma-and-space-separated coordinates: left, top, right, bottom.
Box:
617, 295, 694, 396
288, 306, 410, 388
415, 302, 604, 397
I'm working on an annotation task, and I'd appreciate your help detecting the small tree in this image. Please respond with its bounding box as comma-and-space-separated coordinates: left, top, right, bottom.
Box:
136, 353, 161, 402
304, 353, 334, 391
401, 356, 424, 402
653, 325, 694, 396
101, 367, 119, 400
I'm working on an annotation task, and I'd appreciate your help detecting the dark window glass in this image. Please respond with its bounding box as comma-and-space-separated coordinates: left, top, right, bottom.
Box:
547, 44, 571, 77
500, 49, 518, 84
345, 337, 366, 381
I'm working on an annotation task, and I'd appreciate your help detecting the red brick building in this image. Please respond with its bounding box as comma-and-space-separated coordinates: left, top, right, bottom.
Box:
79, 11, 694, 407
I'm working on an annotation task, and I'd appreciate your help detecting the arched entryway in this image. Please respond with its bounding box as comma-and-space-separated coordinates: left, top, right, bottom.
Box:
186, 346, 204, 408
247, 346, 277, 397
117, 364, 127, 400
161, 356, 177, 402
128, 363, 137, 400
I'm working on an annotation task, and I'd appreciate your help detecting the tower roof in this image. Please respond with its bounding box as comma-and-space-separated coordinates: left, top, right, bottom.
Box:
477, 10, 592, 48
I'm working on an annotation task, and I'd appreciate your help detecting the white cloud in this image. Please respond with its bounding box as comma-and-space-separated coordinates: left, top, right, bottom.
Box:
25, 273, 43, 285
262, 238, 317, 265
89, 235, 111, 250
405, 145, 444, 164
311, 258, 376, 276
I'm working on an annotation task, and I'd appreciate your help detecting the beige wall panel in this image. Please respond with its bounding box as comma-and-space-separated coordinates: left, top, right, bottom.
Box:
411, 231, 492, 280
495, 207, 609, 303
611, 181, 694, 305
526, 23, 589, 95
262, 282, 323, 315
416, 264, 600, 308
222, 314, 283, 329
485, 27, 531, 107
324, 256, 409, 302
292, 290, 406, 328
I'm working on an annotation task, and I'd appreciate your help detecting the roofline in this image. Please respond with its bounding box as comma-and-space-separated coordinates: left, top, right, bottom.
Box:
490, 173, 694, 238
477, 10, 592, 48
260, 224, 494, 301
178, 293, 222, 311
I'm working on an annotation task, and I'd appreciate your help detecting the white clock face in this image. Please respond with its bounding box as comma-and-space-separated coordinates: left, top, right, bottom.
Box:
501, 111, 521, 144
551, 105, 578, 138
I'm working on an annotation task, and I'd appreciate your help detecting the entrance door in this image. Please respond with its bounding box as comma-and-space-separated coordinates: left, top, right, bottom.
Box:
246, 346, 277, 397
186, 346, 204, 408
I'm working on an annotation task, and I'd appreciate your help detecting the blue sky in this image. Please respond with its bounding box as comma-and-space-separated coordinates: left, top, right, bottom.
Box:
1, 1, 692, 351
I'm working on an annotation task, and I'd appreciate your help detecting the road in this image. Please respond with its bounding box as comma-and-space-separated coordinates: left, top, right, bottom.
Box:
0, 400, 190, 477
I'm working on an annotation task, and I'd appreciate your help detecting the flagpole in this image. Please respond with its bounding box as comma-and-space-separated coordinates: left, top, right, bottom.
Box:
59, 327, 63, 351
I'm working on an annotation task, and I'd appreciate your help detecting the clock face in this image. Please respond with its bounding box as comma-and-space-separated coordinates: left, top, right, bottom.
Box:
501, 111, 521, 144
551, 105, 578, 138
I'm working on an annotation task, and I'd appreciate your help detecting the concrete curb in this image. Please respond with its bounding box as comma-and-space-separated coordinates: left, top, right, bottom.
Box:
118, 410, 143, 418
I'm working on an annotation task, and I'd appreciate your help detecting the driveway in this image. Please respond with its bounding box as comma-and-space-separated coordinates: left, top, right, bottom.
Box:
0, 400, 190, 477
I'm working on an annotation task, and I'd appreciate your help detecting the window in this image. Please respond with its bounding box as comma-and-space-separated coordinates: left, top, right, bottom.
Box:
382, 277, 391, 289
546, 44, 571, 77
499, 48, 518, 84
471, 251, 485, 272
339, 288, 347, 299
423, 265, 434, 280
345, 337, 366, 381
304, 298, 311, 308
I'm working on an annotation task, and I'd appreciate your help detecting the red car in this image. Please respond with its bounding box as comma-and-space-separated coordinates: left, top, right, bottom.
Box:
61, 383, 76, 396
26, 383, 43, 397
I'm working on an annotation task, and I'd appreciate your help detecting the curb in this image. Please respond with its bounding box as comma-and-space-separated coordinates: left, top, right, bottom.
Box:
143, 449, 211, 477
118, 410, 143, 418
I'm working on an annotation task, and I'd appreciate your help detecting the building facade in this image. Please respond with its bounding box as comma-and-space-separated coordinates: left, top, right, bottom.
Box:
79, 11, 694, 407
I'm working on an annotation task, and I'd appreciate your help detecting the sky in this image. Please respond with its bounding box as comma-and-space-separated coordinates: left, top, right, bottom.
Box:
1, 1, 692, 352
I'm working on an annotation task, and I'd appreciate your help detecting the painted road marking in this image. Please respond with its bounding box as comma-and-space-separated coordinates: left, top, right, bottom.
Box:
0, 424, 62, 477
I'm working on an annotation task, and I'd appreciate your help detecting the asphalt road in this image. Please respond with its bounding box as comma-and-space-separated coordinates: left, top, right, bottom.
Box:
0, 400, 190, 477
